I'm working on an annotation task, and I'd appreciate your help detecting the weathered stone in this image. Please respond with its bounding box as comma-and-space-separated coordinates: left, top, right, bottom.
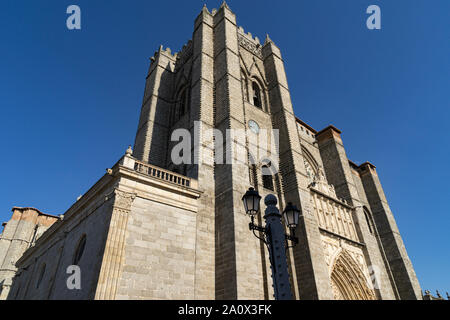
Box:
1, 3, 421, 300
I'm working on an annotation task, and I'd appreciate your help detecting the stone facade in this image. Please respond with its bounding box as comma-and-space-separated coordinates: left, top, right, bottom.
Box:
0, 208, 59, 299
2, 2, 421, 300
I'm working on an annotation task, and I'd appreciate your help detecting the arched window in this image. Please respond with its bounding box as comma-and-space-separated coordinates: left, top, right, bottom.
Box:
252, 82, 262, 108
36, 263, 46, 289
172, 87, 189, 125
262, 165, 274, 191
73, 234, 87, 265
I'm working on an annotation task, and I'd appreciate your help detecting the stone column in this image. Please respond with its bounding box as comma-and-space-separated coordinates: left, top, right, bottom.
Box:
262, 36, 333, 300
94, 189, 136, 300
359, 162, 422, 300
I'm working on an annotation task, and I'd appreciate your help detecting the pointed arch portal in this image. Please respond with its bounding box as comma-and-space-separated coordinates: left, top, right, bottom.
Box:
330, 250, 376, 300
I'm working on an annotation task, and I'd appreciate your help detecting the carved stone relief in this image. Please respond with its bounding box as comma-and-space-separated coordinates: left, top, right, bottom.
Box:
321, 234, 376, 300
238, 35, 263, 59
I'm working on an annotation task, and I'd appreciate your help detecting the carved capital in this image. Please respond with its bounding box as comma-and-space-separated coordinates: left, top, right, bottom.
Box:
111, 189, 136, 211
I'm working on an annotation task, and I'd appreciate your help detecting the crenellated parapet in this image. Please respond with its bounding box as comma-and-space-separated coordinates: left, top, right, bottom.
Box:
238, 26, 263, 58
175, 40, 193, 69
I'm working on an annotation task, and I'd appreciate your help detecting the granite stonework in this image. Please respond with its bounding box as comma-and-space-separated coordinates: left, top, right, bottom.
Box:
1, 2, 421, 300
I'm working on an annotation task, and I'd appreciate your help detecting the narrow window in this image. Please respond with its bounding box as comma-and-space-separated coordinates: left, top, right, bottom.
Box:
73, 235, 87, 265
262, 165, 274, 191
252, 82, 262, 108
364, 209, 374, 234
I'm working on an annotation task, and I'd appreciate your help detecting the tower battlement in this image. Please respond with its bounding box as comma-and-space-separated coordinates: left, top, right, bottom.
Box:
1, 2, 422, 301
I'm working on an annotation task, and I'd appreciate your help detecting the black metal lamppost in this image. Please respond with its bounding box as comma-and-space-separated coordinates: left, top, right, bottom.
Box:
242, 187, 301, 300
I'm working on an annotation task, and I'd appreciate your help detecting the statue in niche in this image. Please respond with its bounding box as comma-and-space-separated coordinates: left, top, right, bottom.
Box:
304, 159, 314, 182
314, 166, 326, 183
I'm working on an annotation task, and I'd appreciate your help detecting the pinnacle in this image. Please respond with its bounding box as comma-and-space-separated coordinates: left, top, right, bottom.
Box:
220, 1, 230, 10
201, 3, 210, 15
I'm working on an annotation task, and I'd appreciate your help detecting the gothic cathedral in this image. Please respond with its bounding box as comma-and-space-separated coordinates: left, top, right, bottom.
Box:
0, 3, 422, 300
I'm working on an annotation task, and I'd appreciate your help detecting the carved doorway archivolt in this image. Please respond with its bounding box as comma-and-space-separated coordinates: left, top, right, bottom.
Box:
330, 250, 376, 300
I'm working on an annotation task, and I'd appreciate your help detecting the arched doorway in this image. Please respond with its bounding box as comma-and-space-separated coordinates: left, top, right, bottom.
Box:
330, 250, 376, 300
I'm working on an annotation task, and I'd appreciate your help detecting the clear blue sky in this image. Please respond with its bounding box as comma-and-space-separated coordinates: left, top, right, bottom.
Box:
1, 0, 449, 296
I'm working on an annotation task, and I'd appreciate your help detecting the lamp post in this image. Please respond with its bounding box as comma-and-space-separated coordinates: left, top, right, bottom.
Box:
242, 188, 300, 300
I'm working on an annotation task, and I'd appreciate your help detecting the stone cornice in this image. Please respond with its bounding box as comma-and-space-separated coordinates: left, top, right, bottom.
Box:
309, 186, 354, 210
319, 228, 365, 248
316, 125, 342, 136
295, 117, 317, 134
15, 154, 201, 268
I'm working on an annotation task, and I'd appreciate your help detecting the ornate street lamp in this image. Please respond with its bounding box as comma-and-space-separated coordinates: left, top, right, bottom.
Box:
282, 202, 300, 228
242, 187, 261, 216
242, 188, 301, 300
283, 202, 300, 247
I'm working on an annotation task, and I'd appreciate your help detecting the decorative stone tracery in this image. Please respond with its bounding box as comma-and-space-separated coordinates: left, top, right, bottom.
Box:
238, 35, 263, 58
330, 250, 376, 300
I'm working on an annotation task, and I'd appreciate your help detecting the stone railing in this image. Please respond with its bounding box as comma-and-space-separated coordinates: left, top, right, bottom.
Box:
133, 159, 195, 188
117, 147, 198, 189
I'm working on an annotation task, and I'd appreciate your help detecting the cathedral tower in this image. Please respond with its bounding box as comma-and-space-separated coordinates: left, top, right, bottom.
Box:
4, 3, 421, 300
132, 3, 421, 300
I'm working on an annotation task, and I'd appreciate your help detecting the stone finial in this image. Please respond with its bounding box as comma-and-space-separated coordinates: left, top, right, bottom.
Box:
126, 145, 133, 156
220, 1, 230, 9
446, 292, 449, 300
264, 34, 272, 45
200, 4, 211, 15
436, 290, 442, 298
77, 195, 82, 201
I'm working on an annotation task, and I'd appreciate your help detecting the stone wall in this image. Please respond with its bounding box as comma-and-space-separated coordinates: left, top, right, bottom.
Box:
7, 169, 118, 300
4, 3, 422, 301
0, 208, 58, 299
7, 153, 202, 300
